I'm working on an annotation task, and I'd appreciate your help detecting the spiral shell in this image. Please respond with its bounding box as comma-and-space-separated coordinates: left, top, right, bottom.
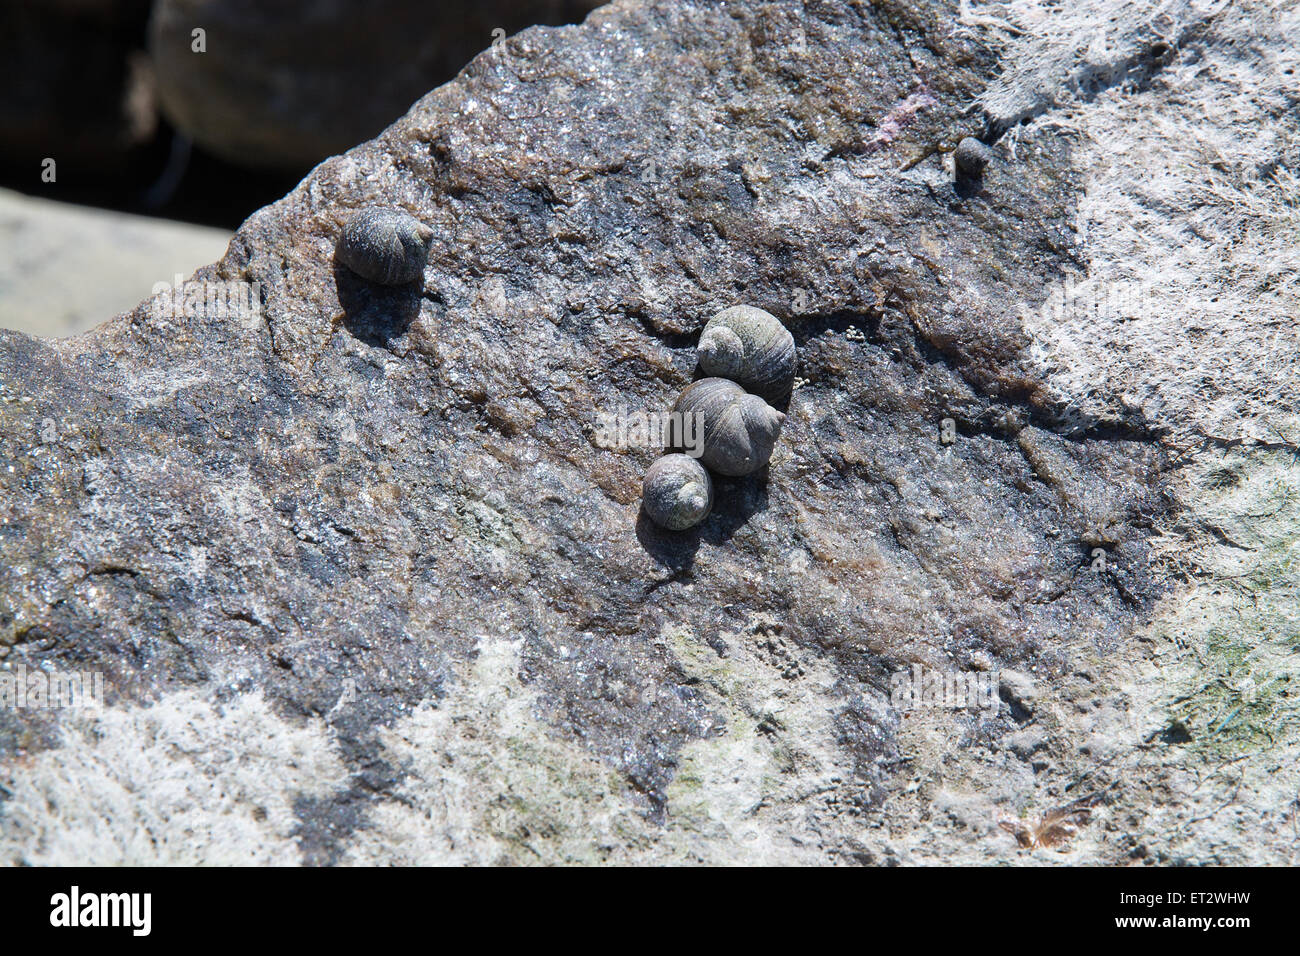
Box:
336, 207, 433, 285
642, 454, 714, 531
697, 305, 796, 401
672, 377, 785, 477
953, 137, 993, 178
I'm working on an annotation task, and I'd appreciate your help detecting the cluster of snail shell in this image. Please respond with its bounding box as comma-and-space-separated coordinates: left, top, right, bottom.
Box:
642, 305, 796, 531
329, 215, 796, 535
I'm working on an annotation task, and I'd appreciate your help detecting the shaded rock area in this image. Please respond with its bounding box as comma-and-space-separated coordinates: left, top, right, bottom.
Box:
0, 0, 157, 179
148, 0, 606, 169
2, 0, 1294, 865
0, 0, 601, 224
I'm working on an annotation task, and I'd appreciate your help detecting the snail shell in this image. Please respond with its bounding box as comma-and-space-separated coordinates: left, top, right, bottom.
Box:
697, 305, 796, 401
953, 137, 993, 177
336, 207, 433, 285
672, 378, 785, 477
642, 454, 714, 531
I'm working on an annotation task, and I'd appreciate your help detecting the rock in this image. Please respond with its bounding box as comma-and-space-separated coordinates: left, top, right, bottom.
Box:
1006, 727, 1047, 759
1, 0, 1295, 865
147, 0, 605, 170
0, 0, 157, 179
999, 670, 1039, 717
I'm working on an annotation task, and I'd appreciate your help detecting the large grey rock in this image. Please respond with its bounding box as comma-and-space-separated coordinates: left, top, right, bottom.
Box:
1, 0, 1295, 865
148, 0, 605, 169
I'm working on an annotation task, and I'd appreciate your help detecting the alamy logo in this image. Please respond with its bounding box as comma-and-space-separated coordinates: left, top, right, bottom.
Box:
1019, 277, 1153, 325
0, 665, 104, 710
151, 273, 262, 327
50, 886, 151, 936
890, 664, 999, 713
591, 406, 705, 457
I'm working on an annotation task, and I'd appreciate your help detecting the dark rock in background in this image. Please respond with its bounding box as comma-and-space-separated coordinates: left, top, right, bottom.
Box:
0, 0, 157, 180
0, 0, 599, 225
149, 0, 605, 170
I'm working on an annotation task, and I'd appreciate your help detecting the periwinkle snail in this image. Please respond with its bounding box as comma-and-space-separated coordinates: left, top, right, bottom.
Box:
697, 305, 796, 401
672, 377, 785, 477
641, 304, 797, 531
335, 207, 433, 285
953, 137, 994, 179
641, 454, 714, 531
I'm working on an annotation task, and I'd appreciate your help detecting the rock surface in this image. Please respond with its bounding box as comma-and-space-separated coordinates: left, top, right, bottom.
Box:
1, 0, 1296, 865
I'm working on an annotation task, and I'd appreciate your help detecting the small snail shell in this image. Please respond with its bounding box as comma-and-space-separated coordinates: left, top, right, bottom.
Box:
336, 207, 433, 285
953, 137, 993, 178
697, 305, 796, 401
642, 454, 714, 531
672, 377, 785, 477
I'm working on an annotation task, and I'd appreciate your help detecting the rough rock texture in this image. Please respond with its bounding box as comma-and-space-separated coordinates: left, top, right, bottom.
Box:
2, 0, 1296, 864
149, 0, 606, 169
